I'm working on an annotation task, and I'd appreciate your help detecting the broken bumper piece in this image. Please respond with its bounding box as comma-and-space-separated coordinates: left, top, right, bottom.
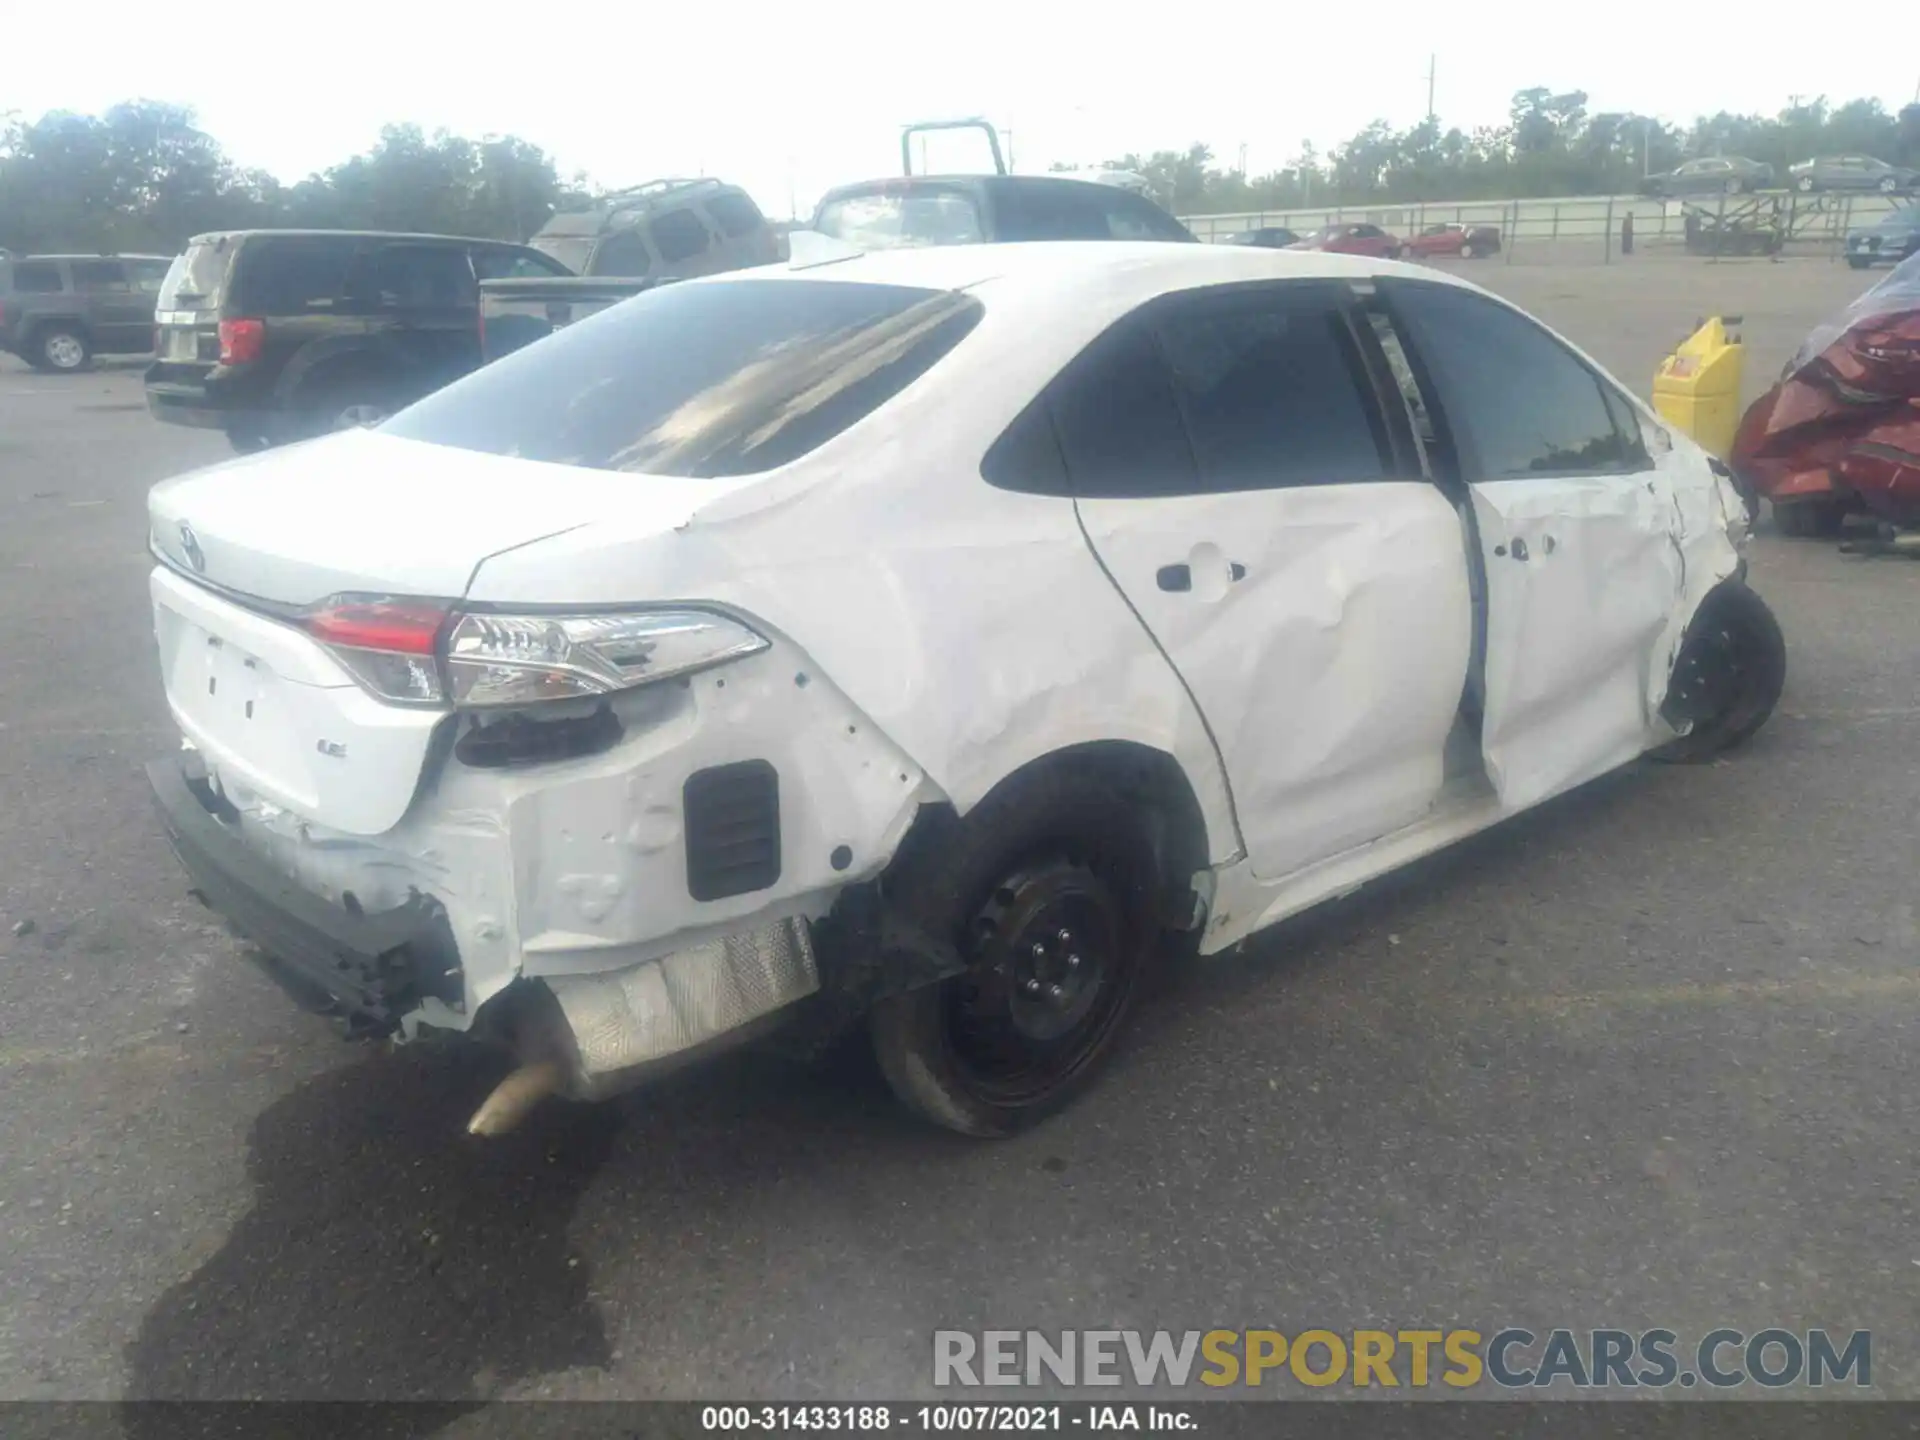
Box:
146, 753, 462, 1037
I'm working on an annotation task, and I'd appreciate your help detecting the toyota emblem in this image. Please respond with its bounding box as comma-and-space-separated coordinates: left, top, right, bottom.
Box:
178, 521, 206, 573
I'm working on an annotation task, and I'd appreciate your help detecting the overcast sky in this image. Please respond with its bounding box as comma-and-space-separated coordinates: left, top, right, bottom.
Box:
11, 3, 1918, 217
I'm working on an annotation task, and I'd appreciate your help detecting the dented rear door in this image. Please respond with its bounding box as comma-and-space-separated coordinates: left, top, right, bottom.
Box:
1062, 284, 1474, 882
1384, 279, 1683, 810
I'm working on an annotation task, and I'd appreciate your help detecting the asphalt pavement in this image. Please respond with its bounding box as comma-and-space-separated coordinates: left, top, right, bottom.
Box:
2, 258, 1917, 1407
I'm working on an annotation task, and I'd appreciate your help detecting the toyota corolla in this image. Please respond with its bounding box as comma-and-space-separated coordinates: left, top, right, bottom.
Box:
145, 241, 1783, 1138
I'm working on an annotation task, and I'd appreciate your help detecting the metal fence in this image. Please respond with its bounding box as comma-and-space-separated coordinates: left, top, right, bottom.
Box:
1179, 191, 1911, 262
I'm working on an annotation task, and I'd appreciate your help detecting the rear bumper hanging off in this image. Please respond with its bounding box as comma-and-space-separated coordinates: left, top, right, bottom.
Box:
146, 753, 463, 1036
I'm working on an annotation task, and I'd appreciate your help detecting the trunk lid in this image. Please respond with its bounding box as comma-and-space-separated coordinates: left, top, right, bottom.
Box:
148, 428, 761, 835
147, 428, 683, 605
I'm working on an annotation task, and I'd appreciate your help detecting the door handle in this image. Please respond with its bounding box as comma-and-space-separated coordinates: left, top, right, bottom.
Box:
1156, 564, 1191, 592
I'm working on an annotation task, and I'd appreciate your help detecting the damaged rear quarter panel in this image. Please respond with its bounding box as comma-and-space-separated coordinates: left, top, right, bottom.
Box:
461, 292, 1242, 869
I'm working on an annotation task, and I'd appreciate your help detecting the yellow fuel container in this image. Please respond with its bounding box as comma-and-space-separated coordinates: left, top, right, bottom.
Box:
1652, 316, 1744, 459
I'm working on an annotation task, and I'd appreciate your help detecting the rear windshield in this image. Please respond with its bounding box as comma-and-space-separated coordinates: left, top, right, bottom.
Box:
381, 277, 984, 477
815, 189, 986, 249
157, 240, 233, 310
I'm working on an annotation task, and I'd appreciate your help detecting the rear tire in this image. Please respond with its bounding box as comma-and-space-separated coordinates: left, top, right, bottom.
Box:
1796, 176, 1816, 193
297, 372, 397, 439
1880, 177, 1899, 195
30, 326, 91, 374
1654, 583, 1786, 763
1847, 256, 1870, 269
226, 428, 275, 455
867, 769, 1164, 1137
1726, 178, 1745, 196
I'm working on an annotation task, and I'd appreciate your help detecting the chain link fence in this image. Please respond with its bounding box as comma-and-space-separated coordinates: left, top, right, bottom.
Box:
1179, 191, 1910, 264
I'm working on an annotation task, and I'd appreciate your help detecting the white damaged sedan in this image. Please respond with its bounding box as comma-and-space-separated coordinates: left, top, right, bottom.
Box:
145, 241, 1784, 1137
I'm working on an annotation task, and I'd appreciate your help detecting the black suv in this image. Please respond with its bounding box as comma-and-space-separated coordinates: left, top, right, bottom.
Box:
0, 253, 174, 372
145, 230, 570, 451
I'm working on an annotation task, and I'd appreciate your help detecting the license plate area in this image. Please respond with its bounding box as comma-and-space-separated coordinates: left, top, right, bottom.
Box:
163, 329, 201, 361
157, 605, 320, 810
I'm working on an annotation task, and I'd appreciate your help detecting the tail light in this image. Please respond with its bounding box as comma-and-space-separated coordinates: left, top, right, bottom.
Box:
301, 596, 449, 704
218, 318, 265, 365
297, 595, 768, 708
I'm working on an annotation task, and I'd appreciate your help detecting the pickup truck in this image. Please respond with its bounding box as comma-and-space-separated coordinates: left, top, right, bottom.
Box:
478, 177, 779, 362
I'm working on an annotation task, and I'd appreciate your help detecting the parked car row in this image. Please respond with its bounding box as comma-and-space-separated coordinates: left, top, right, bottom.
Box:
1640, 154, 1918, 198
0, 252, 174, 372
1217, 222, 1500, 261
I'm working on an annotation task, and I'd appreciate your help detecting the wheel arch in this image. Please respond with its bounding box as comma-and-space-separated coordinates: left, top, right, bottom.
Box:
273, 336, 413, 407
24, 315, 92, 349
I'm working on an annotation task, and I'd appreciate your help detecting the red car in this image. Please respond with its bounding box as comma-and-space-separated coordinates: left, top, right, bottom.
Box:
1731, 252, 1920, 536
1404, 222, 1503, 260
1286, 222, 1401, 258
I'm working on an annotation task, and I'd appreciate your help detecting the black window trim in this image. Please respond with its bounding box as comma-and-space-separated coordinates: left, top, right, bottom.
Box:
982, 277, 1424, 499
1373, 276, 1651, 483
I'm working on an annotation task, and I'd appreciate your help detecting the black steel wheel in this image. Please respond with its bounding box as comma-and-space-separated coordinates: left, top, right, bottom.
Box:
868, 768, 1163, 1136
1654, 583, 1786, 763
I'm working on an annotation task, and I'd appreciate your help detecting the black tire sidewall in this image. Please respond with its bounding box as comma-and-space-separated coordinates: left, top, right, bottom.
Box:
868, 769, 1165, 1136
299, 370, 397, 437
1653, 583, 1786, 763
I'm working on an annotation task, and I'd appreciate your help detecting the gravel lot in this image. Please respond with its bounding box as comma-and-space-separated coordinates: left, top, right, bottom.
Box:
2, 255, 1917, 1407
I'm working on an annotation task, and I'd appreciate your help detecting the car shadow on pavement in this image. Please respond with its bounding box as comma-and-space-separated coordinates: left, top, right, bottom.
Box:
121, 1043, 624, 1439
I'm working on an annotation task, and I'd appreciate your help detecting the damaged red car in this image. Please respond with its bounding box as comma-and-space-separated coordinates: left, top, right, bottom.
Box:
1732, 251, 1920, 536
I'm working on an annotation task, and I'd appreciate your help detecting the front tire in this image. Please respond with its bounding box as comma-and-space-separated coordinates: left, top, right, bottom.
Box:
1796, 176, 1816, 193
1880, 177, 1899, 195
868, 769, 1163, 1137
31, 326, 91, 373
1654, 583, 1786, 762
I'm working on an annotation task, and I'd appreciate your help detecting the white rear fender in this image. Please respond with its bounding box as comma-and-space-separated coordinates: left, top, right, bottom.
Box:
465, 458, 1242, 869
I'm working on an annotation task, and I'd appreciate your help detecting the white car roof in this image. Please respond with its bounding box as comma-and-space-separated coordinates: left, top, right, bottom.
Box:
729, 240, 1475, 314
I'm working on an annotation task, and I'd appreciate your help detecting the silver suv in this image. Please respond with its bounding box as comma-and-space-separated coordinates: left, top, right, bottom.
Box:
0, 253, 174, 372
525, 179, 780, 278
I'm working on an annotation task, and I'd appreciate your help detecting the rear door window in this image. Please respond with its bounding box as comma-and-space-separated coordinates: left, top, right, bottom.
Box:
9, 262, 64, 294
592, 231, 653, 276
381, 278, 983, 477
651, 208, 711, 265
236, 237, 356, 314
707, 192, 766, 239
129, 259, 173, 293
1153, 289, 1393, 491
70, 260, 131, 292
1043, 323, 1198, 497
350, 245, 477, 310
